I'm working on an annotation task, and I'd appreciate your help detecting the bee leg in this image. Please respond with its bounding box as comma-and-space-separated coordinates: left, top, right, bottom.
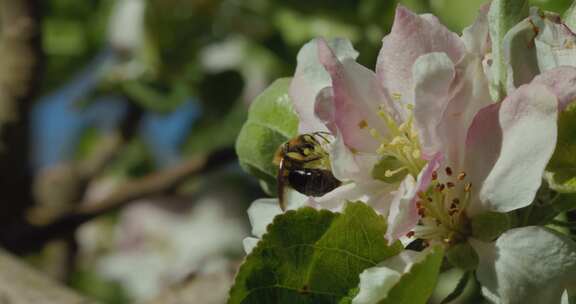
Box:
277, 158, 287, 211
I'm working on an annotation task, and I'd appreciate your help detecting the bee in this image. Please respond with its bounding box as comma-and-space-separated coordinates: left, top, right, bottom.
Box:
274, 132, 342, 210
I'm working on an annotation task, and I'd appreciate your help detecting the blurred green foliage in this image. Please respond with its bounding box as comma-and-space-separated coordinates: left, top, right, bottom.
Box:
31, 0, 576, 302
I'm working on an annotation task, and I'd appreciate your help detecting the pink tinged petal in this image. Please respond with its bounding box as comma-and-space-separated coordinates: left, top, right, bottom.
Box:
314, 86, 337, 133
312, 182, 389, 212
413, 52, 456, 159
532, 66, 576, 111
318, 39, 392, 153
413, 52, 492, 167
470, 227, 576, 304
464, 102, 502, 216
376, 5, 464, 105
386, 154, 441, 241
435, 55, 493, 169
473, 84, 558, 213
385, 175, 417, 242
461, 4, 491, 56
290, 38, 358, 134
329, 133, 379, 183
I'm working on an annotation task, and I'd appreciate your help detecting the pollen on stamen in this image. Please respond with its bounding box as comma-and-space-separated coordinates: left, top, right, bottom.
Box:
435, 183, 445, 192
457, 172, 466, 180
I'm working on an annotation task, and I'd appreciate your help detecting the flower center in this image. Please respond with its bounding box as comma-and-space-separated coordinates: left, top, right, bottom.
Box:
408, 166, 473, 245
365, 103, 426, 179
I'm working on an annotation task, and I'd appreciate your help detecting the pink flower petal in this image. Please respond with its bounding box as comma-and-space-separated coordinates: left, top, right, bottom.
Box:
462, 4, 491, 56
413, 52, 492, 167
532, 66, 576, 111
290, 38, 358, 133
318, 38, 393, 153
376, 5, 465, 106
466, 84, 558, 214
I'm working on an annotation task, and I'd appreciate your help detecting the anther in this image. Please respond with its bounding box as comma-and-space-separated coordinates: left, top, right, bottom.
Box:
464, 182, 472, 192
406, 231, 415, 238
457, 172, 466, 180
446, 182, 455, 188
452, 198, 460, 205
435, 184, 445, 192
358, 120, 368, 129
445, 167, 453, 176
431, 171, 438, 180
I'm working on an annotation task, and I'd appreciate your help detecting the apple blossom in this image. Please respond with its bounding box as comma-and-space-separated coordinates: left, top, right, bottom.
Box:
237, 3, 576, 304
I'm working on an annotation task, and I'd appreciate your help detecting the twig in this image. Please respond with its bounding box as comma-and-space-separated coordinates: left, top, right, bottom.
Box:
0, 248, 95, 303
1, 148, 236, 253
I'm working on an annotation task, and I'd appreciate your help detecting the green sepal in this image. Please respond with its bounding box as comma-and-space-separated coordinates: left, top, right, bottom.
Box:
379, 246, 445, 304
488, 0, 530, 100
470, 212, 511, 242
546, 102, 576, 193
445, 242, 479, 271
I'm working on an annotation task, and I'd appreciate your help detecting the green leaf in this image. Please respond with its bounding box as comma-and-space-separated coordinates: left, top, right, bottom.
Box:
235, 78, 299, 194
565, 1, 576, 31
488, 0, 530, 100
228, 202, 403, 304
546, 103, 576, 193
379, 246, 445, 304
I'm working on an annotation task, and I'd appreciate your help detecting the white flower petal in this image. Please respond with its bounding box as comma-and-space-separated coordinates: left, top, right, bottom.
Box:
352, 250, 424, 304
477, 84, 558, 212
242, 237, 259, 255
413, 52, 455, 158
471, 226, 576, 304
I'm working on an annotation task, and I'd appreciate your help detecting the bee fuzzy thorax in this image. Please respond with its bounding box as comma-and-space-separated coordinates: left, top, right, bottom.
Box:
276, 132, 341, 210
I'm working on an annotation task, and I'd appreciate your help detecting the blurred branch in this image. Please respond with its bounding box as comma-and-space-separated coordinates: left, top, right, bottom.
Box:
2, 148, 236, 253
0, 248, 95, 303
0, 0, 43, 223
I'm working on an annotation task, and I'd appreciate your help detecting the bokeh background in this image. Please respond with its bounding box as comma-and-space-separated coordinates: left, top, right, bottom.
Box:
0, 0, 571, 303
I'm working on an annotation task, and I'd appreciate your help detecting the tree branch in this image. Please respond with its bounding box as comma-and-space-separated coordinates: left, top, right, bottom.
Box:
0, 249, 94, 303
1, 148, 236, 253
